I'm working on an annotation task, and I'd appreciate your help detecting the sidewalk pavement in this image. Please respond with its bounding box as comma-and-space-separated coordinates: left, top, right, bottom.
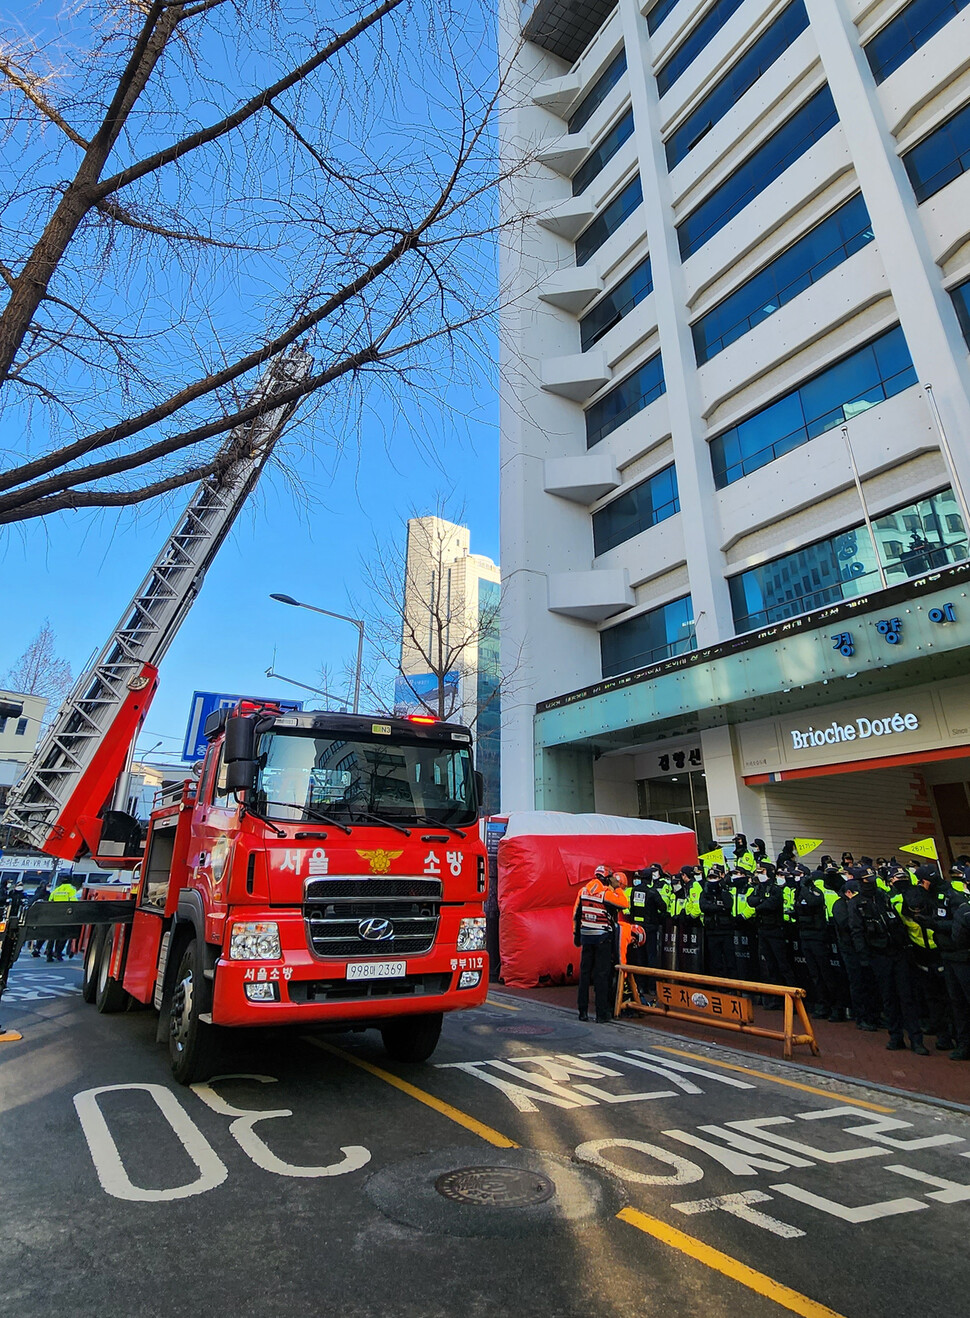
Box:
492, 981, 970, 1109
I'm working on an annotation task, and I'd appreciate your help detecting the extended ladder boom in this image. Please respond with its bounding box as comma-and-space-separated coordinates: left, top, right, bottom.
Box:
2, 348, 311, 859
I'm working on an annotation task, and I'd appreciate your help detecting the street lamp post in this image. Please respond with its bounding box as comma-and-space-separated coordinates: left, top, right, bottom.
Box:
269, 594, 365, 714
264, 667, 350, 711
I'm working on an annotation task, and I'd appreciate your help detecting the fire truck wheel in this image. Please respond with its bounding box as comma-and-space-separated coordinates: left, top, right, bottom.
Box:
380, 1012, 443, 1063
95, 930, 130, 1014
81, 928, 105, 1004
169, 939, 216, 1085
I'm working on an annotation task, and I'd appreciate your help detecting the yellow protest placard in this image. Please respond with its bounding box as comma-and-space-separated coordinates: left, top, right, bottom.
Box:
793, 838, 823, 857
698, 847, 725, 872
899, 838, 938, 861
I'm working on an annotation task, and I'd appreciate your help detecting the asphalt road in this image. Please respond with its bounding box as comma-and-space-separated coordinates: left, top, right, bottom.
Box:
1, 954, 968, 1318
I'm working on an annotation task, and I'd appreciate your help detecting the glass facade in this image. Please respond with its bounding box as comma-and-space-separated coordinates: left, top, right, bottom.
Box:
475, 577, 501, 815
638, 772, 711, 847
728, 489, 968, 633
576, 174, 643, 266
665, 1, 809, 169
677, 86, 839, 259
601, 595, 696, 678
865, 0, 970, 84
592, 464, 680, 555
573, 109, 635, 196
585, 351, 666, 448
692, 194, 874, 364
903, 98, 970, 203
656, 0, 747, 97
580, 255, 653, 350
953, 276, 970, 347
568, 50, 628, 135
710, 325, 917, 488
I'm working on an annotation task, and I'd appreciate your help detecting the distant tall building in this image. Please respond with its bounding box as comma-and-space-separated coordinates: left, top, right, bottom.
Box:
0, 688, 46, 808
396, 517, 502, 812
499, 0, 970, 859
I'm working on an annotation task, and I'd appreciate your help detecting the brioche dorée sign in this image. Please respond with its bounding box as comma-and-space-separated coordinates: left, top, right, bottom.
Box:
790, 712, 919, 751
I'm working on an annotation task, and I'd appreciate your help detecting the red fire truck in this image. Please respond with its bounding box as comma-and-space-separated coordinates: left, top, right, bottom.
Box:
84, 703, 487, 1082
0, 352, 488, 1078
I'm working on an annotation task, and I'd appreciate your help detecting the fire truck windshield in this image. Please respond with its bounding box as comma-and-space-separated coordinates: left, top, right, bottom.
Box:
253, 729, 477, 828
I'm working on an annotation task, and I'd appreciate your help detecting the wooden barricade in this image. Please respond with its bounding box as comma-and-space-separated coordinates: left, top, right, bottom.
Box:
614, 963, 819, 1060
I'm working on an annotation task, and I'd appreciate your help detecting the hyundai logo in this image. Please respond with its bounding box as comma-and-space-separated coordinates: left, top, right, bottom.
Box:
359, 917, 394, 941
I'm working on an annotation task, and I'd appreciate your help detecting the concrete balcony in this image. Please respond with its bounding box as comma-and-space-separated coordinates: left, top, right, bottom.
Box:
537, 266, 604, 313
544, 453, 620, 504
532, 71, 582, 119
537, 195, 597, 240
547, 568, 634, 621
540, 351, 611, 402
536, 130, 591, 177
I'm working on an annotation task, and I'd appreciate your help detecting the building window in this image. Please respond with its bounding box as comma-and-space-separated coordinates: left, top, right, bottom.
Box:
15, 718, 28, 736
903, 98, 970, 203
692, 194, 874, 364
647, 0, 682, 33
601, 595, 695, 678
568, 50, 628, 135
580, 255, 653, 350
576, 174, 643, 266
952, 276, 970, 347
573, 109, 635, 196
592, 464, 680, 554
865, 0, 970, 84
710, 325, 916, 488
677, 86, 838, 260
665, 1, 809, 169
638, 772, 711, 847
585, 351, 665, 448
728, 489, 967, 632
0, 718, 6, 735
656, 0, 747, 97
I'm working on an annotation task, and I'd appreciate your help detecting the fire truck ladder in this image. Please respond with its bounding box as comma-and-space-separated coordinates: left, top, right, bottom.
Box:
1, 347, 311, 855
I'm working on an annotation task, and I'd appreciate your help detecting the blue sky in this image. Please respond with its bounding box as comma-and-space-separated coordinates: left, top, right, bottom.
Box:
0, 0, 499, 765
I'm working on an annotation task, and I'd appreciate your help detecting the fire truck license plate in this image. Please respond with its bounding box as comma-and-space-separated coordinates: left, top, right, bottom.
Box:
346, 960, 407, 980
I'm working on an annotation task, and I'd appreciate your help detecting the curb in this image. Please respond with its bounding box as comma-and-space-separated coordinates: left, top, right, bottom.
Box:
486, 988, 970, 1118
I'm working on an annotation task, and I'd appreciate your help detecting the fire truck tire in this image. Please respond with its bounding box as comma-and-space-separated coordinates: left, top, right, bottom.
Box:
95, 930, 130, 1014
81, 927, 105, 1004
380, 1012, 443, 1063
169, 939, 217, 1085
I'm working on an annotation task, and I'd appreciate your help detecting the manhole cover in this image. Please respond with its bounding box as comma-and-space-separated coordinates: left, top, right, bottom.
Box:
434, 1166, 556, 1207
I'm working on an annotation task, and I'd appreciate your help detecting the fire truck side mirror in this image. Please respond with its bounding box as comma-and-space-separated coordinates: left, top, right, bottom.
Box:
224, 715, 256, 763
474, 771, 485, 813
225, 758, 257, 794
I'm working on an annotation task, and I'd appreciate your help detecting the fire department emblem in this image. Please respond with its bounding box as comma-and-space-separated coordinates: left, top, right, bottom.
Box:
356, 849, 403, 874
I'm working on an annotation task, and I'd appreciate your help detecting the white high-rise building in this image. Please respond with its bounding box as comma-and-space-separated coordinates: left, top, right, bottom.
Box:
397, 516, 502, 811
499, 0, 970, 860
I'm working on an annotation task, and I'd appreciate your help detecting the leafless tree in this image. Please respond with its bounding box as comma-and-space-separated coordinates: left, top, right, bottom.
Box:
2, 619, 73, 706
0, 0, 514, 526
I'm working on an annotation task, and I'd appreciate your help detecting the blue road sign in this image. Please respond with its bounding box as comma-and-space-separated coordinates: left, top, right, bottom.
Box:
181, 691, 303, 762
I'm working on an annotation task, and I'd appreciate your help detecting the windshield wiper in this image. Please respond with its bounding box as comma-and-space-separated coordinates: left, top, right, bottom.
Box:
345, 807, 412, 837
259, 800, 352, 835
409, 814, 467, 839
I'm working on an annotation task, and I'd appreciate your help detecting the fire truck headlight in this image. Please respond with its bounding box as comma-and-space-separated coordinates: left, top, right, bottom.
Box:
459, 970, 482, 989
457, 917, 486, 952
229, 921, 281, 960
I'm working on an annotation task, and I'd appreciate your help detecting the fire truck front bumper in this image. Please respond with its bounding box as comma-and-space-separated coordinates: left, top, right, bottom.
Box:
211, 910, 489, 1027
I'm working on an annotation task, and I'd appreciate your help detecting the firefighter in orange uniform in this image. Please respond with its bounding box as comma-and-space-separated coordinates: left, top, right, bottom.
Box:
573, 865, 629, 1022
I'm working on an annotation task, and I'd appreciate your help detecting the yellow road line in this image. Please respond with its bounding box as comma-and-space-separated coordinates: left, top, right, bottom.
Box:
486, 997, 521, 1011
617, 1207, 847, 1318
309, 1036, 851, 1318
654, 1045, 894, 1113
305, 1037, 519, 1148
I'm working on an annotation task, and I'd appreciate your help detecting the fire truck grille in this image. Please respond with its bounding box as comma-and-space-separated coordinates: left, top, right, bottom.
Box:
303, 877, 442, 958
